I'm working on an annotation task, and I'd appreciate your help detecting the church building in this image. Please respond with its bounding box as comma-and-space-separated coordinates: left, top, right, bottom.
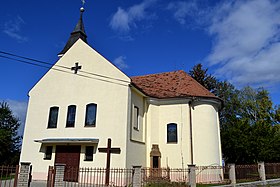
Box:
20, 6, 223, 180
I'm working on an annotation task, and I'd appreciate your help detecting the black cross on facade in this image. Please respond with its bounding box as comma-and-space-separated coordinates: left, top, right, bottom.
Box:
98, 138, 121, 185
71, 62, 82, 74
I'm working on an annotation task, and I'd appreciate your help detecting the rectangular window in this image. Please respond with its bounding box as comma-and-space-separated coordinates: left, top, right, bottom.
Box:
47, 107, 59, 128
133, 106, 139, 130
85, 103, 97, 127
66, 105, 76, 127
44, 146, 53, 160
85, 146, 94, 161
167, 123, 178, 143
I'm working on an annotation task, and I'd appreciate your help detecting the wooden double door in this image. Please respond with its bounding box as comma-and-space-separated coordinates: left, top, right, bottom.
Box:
55, 145, 81, 182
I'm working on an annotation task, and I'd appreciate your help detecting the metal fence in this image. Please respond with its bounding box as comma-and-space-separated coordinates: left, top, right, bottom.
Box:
265, 163, 280, 179
0, 165, 19, 187
45, 163, 280, 186
141, 168, 189, 186
62, 167, 133, 187
235, 164, 259, 182
196, 166, 229, 184
47, 166, 55, 187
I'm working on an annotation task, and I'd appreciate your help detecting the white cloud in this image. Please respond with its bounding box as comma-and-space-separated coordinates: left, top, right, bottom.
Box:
205, 0, 280, 87
167, 0, 280, 88
110, 0, 157, 33
5, 100, 28, 136
113, 56, 129, 70
167, 1, 197, 25
3, 16, 28, 43
110, 7, 130, 32
167, 1, 210, 26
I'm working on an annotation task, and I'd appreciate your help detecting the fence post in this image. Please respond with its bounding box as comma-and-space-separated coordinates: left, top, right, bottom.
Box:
258, 162, 266, 181
13, 165, 20, 187
18, 162, 31, 187
132, 166, 142, 187
54, 164, 66, 187
188, 164, 196, 187
228, 163, 236, 185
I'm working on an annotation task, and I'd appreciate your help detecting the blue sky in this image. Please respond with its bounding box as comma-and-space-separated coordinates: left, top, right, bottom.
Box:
1, 0, 280, 132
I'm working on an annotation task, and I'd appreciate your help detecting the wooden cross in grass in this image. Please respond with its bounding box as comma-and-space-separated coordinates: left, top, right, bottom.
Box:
98, 138, 121, 185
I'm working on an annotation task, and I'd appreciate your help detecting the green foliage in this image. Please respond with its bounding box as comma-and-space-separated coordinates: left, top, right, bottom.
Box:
189, 63, 217, 92
220, 86, 280, 164
189, 64, 280, 164
0, 101, 21, 165
214, 81, 241, 128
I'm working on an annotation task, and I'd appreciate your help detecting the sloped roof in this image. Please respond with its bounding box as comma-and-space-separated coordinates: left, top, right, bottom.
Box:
131, 70, 217, 99
58, 8, 87, 56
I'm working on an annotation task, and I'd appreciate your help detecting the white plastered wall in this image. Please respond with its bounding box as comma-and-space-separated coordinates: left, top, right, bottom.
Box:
192, 102, 222, 166
146, 100, 190, 168
125, 88, 146, 168
20, 39, 131, 180
146, 99, 222, 168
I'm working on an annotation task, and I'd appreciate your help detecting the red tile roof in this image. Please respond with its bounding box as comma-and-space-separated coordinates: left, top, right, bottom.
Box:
131, 70, 217, 99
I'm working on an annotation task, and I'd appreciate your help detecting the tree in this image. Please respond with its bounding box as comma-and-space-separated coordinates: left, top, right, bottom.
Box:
275, 105, 280, 123
214, 81, 241, 128
215, 82, 252, 163
0, 101, 21, 165
189, 63, 217, 92
220, 86, 280, 164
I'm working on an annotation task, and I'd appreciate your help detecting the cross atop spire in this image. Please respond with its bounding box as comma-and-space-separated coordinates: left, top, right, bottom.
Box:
81, 0, 85, 7
58, 6, 88, 57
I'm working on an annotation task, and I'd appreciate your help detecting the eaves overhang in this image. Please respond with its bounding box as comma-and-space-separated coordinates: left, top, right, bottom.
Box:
34, 138, 99, 144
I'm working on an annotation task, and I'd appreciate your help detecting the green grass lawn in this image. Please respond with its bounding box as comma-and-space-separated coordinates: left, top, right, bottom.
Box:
0, 175, 15, 180
197, 184, 223, 186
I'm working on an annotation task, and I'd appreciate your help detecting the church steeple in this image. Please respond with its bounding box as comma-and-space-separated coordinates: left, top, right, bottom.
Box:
58, 7, 88, 57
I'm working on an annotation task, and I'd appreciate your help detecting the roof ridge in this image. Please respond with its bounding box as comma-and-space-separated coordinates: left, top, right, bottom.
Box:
130, 69, 185, 78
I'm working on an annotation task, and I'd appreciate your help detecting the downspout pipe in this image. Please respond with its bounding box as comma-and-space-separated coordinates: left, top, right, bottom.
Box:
189, 97, 197, 165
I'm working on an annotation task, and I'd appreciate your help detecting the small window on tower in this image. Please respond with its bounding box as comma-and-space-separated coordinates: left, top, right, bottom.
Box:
85, 146, 94, 161
44, 146, 53, 160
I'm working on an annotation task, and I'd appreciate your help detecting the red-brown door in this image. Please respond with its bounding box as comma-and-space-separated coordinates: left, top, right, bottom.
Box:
55, 145, 81, 182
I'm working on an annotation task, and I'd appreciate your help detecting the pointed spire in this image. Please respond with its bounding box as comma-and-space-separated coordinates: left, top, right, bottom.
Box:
58, 7, 88, 57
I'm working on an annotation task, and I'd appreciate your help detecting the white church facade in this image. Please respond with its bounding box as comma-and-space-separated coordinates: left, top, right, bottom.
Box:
20, 7, 223, 180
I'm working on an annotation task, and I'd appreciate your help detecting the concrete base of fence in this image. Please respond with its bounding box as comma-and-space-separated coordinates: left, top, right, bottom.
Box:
188, 165, 196, 187
132, 166, 142, 187
228, 163, 236, 185
18, 162, 31, 187
258, 162, 266, 181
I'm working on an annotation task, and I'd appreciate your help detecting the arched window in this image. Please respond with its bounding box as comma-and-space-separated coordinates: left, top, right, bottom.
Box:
167, 123, 178, 143
66, 105, 76, 127
47, 107, 59, 128
85, 103, 97, 127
